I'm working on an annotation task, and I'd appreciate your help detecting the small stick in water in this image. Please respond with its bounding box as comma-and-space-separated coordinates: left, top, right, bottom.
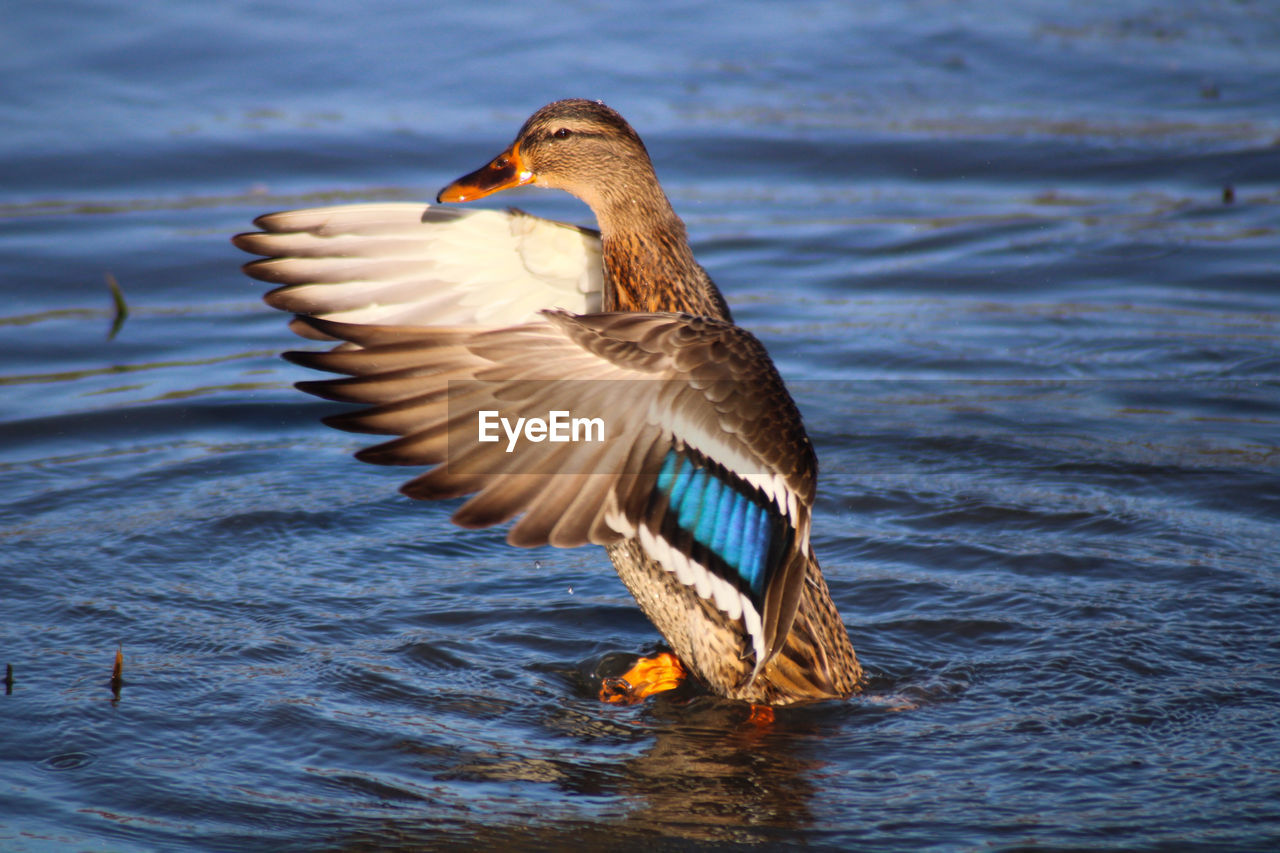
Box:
3, 663, 13, 694
110, 644, 124, 697
106, 272, 129, 341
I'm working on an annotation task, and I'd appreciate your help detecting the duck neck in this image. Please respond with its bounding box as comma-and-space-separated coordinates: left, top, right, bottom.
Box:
595, 191, 732, 322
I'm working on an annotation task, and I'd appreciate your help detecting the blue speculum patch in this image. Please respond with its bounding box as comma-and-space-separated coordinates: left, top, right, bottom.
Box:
654, 448, 777, 598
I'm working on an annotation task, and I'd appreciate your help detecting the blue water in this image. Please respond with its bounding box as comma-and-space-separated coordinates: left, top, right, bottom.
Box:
3, 1, 1279, 849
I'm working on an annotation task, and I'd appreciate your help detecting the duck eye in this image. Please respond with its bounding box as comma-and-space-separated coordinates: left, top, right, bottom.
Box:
552, 128, 572, 139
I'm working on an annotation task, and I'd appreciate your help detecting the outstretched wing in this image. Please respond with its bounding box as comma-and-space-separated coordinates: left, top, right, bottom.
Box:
233, 203, 602, 336
287, 310, 818, 676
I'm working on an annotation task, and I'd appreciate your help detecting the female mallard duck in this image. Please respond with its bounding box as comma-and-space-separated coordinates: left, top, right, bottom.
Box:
234, 98, 862, 706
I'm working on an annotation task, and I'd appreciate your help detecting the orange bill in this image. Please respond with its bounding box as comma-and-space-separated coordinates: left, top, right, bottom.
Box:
436, 142, 534, 203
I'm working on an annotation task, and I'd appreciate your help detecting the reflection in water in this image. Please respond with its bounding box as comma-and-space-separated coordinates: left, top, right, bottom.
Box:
330, 689, 828, 849
608, 698, 818, 844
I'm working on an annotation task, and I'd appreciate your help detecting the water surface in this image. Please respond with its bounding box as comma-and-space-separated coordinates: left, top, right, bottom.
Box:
2, 1, 1279, 850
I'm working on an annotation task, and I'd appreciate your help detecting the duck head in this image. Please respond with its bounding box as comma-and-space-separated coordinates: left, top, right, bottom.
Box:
437, 99, 660, 218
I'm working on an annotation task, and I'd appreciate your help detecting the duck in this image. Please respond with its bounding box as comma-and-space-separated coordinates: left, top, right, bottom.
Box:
233, 98, 862, 706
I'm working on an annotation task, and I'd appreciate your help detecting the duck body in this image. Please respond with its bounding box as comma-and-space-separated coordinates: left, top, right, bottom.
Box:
234, 99, 861, 705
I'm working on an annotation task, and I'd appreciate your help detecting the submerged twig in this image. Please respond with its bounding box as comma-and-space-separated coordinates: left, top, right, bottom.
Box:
105, 272, 128, 340
110, 644, 124, 698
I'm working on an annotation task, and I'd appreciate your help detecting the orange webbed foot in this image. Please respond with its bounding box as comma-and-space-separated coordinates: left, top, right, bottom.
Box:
745, 704, 775, 727
599, 652, 687, 704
